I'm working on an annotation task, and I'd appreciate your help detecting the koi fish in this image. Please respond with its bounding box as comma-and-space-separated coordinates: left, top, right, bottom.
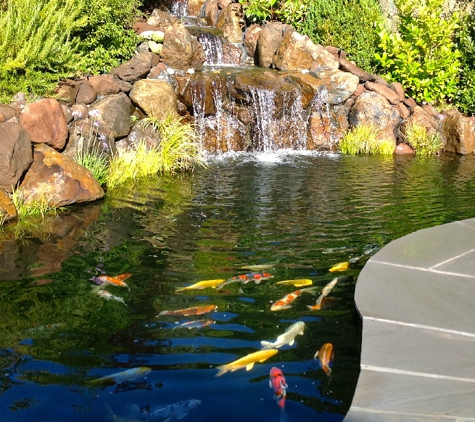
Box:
96, 290, 127, 306
261, 321, 306, 349
172, 319, 214, 330
93, 273, 132, 291
158, 305, 217, 317
329, 262, 350, 273
276, 279, 313, 287
315, 343, 334, 375
215, 349, 278, 377
222, 272, 274, 286
175, 279, 225, 292
308, 277, 339, 310
269, 367, 288, 409
91, 367, 151, 385
239, 264, 275, 271
106, 399, 201, 422
270, 287, 317, 311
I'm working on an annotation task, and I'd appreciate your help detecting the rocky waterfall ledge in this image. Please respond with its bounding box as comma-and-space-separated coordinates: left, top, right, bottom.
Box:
1, 3, 475, 225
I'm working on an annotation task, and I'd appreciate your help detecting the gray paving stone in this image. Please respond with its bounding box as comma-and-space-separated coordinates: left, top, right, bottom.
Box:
359, 317, 475, 380
355, 261, 475, 334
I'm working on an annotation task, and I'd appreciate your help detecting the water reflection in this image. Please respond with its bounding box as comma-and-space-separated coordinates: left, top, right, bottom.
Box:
1, 152, 475, 421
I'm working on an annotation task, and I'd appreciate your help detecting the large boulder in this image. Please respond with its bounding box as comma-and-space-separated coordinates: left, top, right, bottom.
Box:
88, 93, 133, 139
19, 144, 104, 208
215, 3, 245, 44
129, 79, 179, 120
0, 188, 17, 223
19, 98, 69, 149
0, 104, 19, 122
442, 109, 475, 155
243, 24, 262, 62
256, 22, 289, 68
111, 52, 159, 83
313, 68, 359, 105
0, 122, 33, 192
349, 91, 400, 143
160, 22, 206, 70
274, 31, 339, 71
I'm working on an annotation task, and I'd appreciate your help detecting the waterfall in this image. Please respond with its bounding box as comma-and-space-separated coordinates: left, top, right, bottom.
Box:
195, 32, 224, 66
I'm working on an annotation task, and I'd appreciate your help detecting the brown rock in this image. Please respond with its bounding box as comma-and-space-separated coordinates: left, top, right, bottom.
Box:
243, 24, 262, 60
111, 52, 158, 83
256, 22, 287, 68
203, 0, 219, 26
20, 143, 104, 208
88, 75, 121, 96
395, 102, 410, 119
130, 79, 179, 120
442, 110, 475, 155
339, 57, 372, 82
88, 93, 133, 139
76, 80, 97, 105
0, 188, 17, 223
216, 3, 245, 44
422, 104, 440, 119
19, 98, 68, 149
0, 122, 33, 192
394, 142, 415, 154
314, 69, 359, 105
0, 104, 19, 122
187, 0, 207, 17
54, 79, 78, 106
390, 82, 405, 101
365, 81, 400, 105
352, 84, 366, 97
368, 74, 389, 86
403, 97, 418, 108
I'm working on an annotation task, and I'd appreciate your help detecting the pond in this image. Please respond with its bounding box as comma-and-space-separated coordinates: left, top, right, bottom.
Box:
1, 151, 475, 422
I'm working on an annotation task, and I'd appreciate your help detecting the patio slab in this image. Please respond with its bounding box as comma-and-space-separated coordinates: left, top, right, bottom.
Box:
344, 218, 475, 422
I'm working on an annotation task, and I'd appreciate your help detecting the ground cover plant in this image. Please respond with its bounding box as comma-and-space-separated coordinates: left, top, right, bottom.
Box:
339, 124, 395, 155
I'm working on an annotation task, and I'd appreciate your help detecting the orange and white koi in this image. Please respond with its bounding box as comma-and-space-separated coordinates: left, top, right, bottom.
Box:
276, 279, 313, 287
222, 272, 274, 286
329, 261, 350, 273
215, 349, 278, 377
95, 273, 132, 290
158, 305, 217, 317
270, 287, 317, 311
308, 277, 339, 311
172, 319, 214, 330
314, 342, 334, 375
269, 367, 288, 409
175, 279, 225, 292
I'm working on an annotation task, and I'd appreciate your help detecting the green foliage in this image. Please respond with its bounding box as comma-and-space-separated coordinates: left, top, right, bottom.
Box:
299, 0, 383, 73
400, 122, 442, 156
454, 8, 475, 115
74, 0, 141, 74
11, 187, 58, 219
238, 0, 309, 29
375, 0, 461, 105
339, 124, 395, 155
0, 0, 87, 101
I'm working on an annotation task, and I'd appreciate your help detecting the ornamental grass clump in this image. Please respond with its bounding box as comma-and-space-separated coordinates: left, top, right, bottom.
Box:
339, 124, 395, 155
11, 187, 58, 219
400, 122, 442, 156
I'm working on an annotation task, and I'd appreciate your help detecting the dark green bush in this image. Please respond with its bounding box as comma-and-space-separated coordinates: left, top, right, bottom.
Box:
299, 0, 384, 73
454, 8, 475, 116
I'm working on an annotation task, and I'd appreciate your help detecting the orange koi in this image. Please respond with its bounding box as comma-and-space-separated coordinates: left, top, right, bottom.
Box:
158, 305, 218, 317
269, 367, 288, 409
270, 287, 317, 311
223, 272, 273, 286
96, 273, 132, 290
314, 342, 334, 375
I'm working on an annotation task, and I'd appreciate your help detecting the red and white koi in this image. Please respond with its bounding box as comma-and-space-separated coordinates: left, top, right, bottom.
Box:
222, 272, 274, 287
269, 367, 288, 409
270, 287, 317, 311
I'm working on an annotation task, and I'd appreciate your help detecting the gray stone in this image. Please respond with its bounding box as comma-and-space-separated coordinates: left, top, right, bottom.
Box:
89, 93, 133, 139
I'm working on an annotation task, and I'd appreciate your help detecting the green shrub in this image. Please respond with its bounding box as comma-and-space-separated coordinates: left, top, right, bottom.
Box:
375, 0, 461, 106
0, 0, 87, 102
454, 8, 475, 116
299, 0, 384, 73
339, 124, 395, 155
74, 0, 141, 74
400, 122, 442, 156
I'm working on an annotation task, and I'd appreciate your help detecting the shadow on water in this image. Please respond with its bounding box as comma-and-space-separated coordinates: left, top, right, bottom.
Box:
1, 152, 475, 421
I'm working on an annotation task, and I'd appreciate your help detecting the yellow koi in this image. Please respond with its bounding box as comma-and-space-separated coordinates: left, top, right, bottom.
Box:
329, 261, 350, 273
176, 279, 225, 292
276, 279, 313, 287
215, 349, 278, 377
158, 305, 218, 317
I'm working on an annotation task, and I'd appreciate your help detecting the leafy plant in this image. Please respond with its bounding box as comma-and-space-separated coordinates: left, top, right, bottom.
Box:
375, 0, 461, 105
339, 124, 395, 155
238, 0, 279, 23
400, 122, 442, 156
0, 0, 87, 101
454, 7, 475, 116
299, 0, 383, 73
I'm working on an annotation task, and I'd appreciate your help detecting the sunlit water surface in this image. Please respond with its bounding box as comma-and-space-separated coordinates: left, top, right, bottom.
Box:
1, 152, 475, 422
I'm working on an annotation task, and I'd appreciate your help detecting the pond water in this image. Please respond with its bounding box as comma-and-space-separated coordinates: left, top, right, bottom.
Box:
1, 151, 475, 422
